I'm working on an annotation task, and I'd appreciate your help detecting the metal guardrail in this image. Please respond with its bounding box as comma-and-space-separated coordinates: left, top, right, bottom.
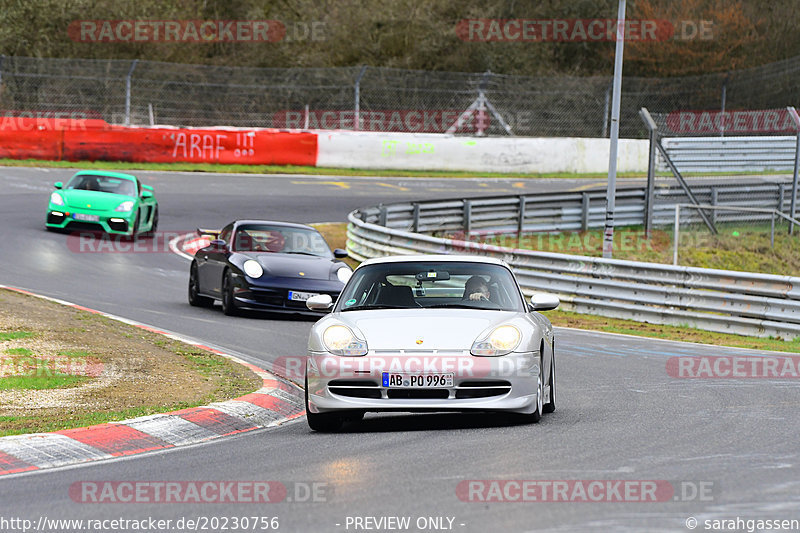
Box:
660, 136, 799, 173
347, 183, 800, 340
359, 181, 796, 235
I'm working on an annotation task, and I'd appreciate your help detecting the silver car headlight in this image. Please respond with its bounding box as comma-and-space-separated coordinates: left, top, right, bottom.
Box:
471, 325, 521, 356
336, 266, 352, 284
50, 192, 64, 206
322, 325, 367, 356
243, 259, 263, 278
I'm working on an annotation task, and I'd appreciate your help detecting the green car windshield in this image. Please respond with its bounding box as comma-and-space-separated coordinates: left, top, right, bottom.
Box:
66, 175, 137, 196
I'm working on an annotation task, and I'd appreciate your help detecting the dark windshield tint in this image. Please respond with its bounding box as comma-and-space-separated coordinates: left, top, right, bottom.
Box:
337, 261, 523, 312
233, 224, 332, 257
66, 174, 137, 196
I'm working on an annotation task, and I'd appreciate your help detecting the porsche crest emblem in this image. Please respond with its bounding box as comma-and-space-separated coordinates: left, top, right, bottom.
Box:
416, 338, 424, 345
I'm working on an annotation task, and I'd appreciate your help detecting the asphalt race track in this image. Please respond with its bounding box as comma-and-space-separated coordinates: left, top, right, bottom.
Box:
1, 166, 799, 532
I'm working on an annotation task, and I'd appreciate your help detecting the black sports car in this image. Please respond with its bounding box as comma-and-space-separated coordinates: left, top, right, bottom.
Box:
188, 220, 352, 316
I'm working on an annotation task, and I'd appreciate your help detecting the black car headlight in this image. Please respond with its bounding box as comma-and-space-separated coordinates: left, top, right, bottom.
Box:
243, 260, 263, 278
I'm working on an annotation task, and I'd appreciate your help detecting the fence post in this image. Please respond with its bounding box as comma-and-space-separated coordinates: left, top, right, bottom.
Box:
779, 183, 786, 213
602, 81, 612, 138
0, 55, 4, 86
673, 204, 680, 266
353, 66, 367, 131
771, 212, 775, 248
719, 72, 729, 138
710, 187, 718, 225
124, 59, 138, 127
378, 204, 387, 226
788, 106, 800, 235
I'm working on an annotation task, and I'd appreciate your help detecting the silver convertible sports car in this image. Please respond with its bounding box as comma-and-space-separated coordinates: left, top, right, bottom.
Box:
303, 255, 559, 431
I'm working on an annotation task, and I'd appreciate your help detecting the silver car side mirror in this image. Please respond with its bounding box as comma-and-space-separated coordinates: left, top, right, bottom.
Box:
530, 293, 559, 311
307, 294, 333, 311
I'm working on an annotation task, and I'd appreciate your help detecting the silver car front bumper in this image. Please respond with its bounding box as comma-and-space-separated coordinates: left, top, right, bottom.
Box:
306, 350, 541, 415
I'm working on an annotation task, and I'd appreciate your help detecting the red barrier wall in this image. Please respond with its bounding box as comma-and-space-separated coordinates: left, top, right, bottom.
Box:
0, 118, 318, 166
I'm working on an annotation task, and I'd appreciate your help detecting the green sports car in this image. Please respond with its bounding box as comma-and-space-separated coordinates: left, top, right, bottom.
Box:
46, 170, 158, 237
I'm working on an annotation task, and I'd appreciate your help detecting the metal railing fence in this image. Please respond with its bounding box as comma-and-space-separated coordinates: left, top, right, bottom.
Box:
347, 181, 800, 339
360, 180, 798, 235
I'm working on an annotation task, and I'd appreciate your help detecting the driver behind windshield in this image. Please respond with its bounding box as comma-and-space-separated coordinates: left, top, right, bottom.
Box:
464, 275, 491, 301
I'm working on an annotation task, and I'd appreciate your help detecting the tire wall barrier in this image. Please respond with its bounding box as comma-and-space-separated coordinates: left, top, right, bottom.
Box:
0, 117, 649, 173
0, 118, 318, 166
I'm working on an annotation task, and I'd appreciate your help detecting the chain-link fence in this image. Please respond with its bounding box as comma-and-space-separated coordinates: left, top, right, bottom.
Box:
1, 54, 799, 137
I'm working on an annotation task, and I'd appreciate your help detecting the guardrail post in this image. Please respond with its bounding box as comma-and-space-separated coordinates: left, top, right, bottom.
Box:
788, 106, 800, 234
125, 59, 138, 127
463, 199, 472, 235
412, 203, 420, 233
673, 204, 680, 266
518, 196, 526, 235
378, 204, 387, 226
779, 183, 786, 213
639, 107, 657, 236
581, 193, 590, 231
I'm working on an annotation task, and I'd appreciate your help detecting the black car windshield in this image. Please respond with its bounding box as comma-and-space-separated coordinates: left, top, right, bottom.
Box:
338, 261, 524, 312
66, 174, 137, 196
233, 224, 333, 257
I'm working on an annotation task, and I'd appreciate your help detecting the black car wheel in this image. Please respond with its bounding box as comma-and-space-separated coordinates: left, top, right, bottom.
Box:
221, 270, 239, 316
543, 349, 556, 414
188, 262, 213, 308
305, 375, 343, 432
144, 206, 158, 238
542, 346, 556, 413
129, 213, 140, 240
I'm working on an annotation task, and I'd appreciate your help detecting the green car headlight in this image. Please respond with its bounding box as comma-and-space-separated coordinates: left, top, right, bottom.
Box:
115, 201, 135, 212
50, 192, 64, 206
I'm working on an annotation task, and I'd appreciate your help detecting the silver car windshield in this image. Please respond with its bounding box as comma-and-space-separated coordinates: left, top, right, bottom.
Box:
338, 261, 524, 312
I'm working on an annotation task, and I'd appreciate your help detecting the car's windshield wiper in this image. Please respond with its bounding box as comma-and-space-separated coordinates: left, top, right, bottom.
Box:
283, 251, 320, 256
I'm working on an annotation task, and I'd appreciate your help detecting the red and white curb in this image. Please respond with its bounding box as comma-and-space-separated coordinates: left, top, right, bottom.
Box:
168, 233, 210, 260
0, 285, 305, 477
